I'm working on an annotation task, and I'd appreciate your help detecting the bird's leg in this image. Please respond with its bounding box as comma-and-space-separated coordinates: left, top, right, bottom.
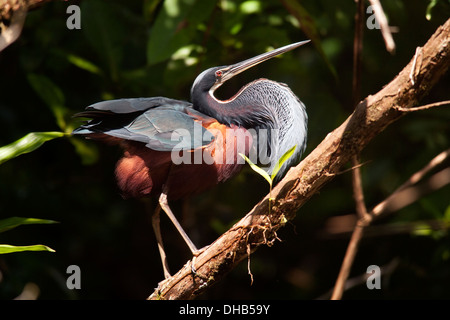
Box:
151, 205, 172, 279
159, 190, 210, 277
158, 191, 199, 254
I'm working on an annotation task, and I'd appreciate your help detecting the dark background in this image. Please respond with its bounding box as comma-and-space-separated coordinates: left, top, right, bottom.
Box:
0, 0, 449, 299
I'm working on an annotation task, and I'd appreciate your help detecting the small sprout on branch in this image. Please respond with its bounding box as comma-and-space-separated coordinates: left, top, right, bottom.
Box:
239, 145, 297, 214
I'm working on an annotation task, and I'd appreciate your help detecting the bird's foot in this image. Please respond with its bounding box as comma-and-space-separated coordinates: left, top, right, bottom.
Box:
190, 245, 210, 278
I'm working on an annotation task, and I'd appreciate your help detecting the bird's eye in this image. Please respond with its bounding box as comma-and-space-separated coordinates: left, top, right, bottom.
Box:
215, 70, 223, 78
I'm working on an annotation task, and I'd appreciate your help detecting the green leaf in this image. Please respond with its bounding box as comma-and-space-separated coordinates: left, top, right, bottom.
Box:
27, 73, 68, 131
426, 0, 439, 20
239, 1, 262, 14
147, 0, 216, 65
0, 217, 58, 234
271, 145, 297, 181
411, 223, 433, 236
66, 53, 103, 76
239, 153, 272, 186
444, 205, 450, 222
0, 132, 65, 165
0, 244, 55, 254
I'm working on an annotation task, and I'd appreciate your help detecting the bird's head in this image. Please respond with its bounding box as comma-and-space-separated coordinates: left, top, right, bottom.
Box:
191, 40, 311, 104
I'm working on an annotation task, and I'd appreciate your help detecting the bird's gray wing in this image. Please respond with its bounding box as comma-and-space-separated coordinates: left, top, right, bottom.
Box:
72, 98, 216, 151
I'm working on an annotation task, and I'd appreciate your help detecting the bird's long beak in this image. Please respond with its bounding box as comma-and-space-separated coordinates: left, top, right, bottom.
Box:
219, 40, 311, 84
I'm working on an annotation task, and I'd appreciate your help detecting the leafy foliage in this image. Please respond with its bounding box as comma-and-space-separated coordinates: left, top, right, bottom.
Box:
0, 217, 58, 234
0, 217, 57, 254
0, 0, 449, 299
240, 144, 297, 191
0, 132, 65, 165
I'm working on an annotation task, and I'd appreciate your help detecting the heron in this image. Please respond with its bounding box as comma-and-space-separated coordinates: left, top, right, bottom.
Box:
72, 40, 309, 279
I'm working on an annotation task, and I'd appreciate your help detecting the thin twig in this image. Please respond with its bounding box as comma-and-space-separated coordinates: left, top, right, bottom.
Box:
332, 0, 368, 300
368, 152, 450, 220
351, 156, 369, 219
325, 151, 450, 237
395, 100, 450, 113
321, 258, 400, 299
368, 0, 396, 54
333, 160, 371, 176
395, 148, 450, 192
247, 244, 254, 285
330, 222, 365, 300
351, 0, 365, 109
351, 0, 368, 219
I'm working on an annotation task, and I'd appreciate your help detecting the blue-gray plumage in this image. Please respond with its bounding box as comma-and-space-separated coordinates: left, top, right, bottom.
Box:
72, 41, 310, 278
193, 77, 307, 179
73, 97, 215, 151
191, 42, 309, 180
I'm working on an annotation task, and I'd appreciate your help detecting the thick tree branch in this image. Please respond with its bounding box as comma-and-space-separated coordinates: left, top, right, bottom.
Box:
148, 18, 450, 300
0, 0, 52, 51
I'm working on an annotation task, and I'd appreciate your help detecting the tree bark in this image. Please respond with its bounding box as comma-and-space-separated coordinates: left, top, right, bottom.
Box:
0, 0, 52, 51
148, 18, 450, 300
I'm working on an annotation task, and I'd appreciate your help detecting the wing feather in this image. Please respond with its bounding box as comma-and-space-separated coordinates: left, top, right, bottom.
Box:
73, 98, 216, 151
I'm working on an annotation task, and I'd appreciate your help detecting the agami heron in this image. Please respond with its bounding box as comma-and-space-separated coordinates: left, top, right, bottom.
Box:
73, 41, 309, 278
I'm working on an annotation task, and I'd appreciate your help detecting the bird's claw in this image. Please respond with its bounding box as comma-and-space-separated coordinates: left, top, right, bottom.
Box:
189, 245, 209, 279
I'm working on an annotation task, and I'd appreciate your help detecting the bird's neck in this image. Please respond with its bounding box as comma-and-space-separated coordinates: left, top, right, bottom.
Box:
192, 82, 275, 130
